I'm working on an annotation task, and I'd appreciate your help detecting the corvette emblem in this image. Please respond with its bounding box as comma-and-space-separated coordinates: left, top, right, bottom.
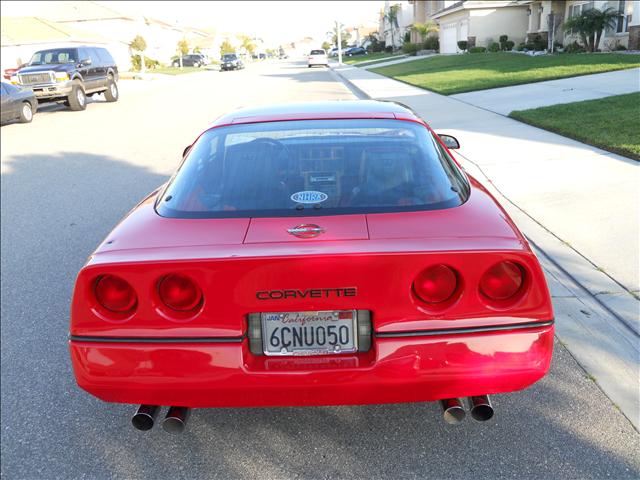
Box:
287, 224, 325, 238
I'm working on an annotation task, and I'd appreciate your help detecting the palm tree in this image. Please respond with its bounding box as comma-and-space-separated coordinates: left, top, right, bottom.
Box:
383, 4, 401, 50
129, 35, 147, 72
564, 7, 620, 52
327, 22, 350, 49
410, 21, 438, 44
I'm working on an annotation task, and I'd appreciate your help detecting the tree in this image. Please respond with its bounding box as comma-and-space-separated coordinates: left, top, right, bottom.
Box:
410, 21, 438, 43
383, 4, 401, 51
129, 35, 147, 72
327, 22, 350, 49
238, 35, 256, 57
220, 39, 235, 56
564, 7, 619, 52
176, 38, 189, 69
321, 41, 331, 51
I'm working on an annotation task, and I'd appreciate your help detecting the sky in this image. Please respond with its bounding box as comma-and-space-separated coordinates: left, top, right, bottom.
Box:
1, 1, 386, 44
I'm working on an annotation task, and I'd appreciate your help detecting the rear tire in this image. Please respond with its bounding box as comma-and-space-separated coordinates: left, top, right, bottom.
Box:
67, 81, 86, 111
194, 62, 200, 68
172, 61, 179, 68
104, 77, 118, 102
19, 102, 33, 123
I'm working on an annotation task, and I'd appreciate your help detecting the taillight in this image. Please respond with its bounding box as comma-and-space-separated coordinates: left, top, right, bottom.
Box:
158, 274, 202, 311
413, 265, 458, 304
479, 261, 524, 300
94, 275, 137, 313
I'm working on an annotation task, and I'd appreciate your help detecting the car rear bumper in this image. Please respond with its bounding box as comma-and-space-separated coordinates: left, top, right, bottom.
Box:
69, 321, 554, 407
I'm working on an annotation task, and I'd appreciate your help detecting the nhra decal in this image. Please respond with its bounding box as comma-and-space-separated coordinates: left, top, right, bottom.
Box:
290, 191, 328, 204
256, 287, 357, 300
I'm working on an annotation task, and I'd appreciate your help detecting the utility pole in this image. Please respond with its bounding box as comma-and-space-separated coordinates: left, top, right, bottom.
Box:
337, 20, 342, 65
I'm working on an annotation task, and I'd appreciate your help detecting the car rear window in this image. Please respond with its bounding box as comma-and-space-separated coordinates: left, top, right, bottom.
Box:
157, 119, 468, 218
310, 50, 326, 55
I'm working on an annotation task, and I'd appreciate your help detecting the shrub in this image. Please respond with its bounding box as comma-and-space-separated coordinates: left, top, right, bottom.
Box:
130, 54, 160, 71
402, 42, 420, 56
524, 43, 536, 50
423, 35, 439, 51
516, 42, 526, 51
499, 35, 508, 43
504, 40, 515, 51
615, 44, 628, 50
488, 42, 500, 52
565, 41, 586, 53
469, 46, 486, 53
457, 40, 468, 51
384, 45, 393, 53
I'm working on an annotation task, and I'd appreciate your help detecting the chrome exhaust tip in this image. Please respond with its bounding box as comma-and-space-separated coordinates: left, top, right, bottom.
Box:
440, 398, 466, 424
131, 405, 160, 431
162, 406, 191, 434
468, 395, 494, 421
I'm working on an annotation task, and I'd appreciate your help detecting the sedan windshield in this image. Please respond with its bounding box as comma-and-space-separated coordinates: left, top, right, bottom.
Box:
29, 49, 77, 65
222, 54, 237, 61
158, 119, 468, 218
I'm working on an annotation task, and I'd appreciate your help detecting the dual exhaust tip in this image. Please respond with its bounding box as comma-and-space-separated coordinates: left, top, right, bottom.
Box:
440, 395, 494, 424
132, 395, 493, 432
132, 405, 190, 434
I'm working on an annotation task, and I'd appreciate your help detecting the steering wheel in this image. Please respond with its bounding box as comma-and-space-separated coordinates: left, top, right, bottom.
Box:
250, 137, 292, 161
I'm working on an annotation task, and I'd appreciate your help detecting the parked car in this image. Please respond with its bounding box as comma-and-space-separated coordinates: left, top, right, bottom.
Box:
172, 54, 206, 68
3, 63, 26, 80
10, 46, 118, 111
220, 53, 244, 71
69, 100, 554, 434
345, 46, 368, 56
308, 49, 328, 67
0, 81, 37, 124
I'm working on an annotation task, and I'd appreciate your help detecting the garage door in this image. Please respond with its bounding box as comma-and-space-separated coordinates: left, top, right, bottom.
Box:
440, 23, 458, 54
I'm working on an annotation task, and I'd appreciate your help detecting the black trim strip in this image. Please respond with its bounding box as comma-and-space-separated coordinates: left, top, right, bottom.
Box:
69, 334, 245, 344
375, 320, 554, 338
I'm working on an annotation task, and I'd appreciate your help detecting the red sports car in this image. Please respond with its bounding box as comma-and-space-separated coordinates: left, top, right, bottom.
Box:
69, 101, 554, 433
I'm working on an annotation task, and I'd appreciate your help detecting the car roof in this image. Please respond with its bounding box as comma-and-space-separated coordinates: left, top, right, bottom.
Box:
210, 100, 422, 127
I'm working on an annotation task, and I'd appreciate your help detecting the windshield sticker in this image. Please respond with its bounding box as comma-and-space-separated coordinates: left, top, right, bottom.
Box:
290, 191, 328, 204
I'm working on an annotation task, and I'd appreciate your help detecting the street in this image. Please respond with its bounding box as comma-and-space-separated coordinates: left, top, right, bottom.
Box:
1, 60, 638, 479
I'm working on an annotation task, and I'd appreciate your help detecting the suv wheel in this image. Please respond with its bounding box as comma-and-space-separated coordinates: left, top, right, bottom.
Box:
19, 102, 33, 123
104, 77, 119, 102
194, 62, 200, 68
68, 81, 87, 111
172, 61, 179, 68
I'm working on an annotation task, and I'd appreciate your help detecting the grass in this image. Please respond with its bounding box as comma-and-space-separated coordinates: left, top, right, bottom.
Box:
371, 52, 640, 95
509, 92, 640, 160
343, 52, 405, 65
150, 66, 209, 75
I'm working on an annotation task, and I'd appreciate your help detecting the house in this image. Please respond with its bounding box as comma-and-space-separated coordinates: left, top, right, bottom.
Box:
409, 1, 458, 43
527, 1, 640, 51
379, 1, 415, 49
0, 16, 127, 72
431, 1, 530, 53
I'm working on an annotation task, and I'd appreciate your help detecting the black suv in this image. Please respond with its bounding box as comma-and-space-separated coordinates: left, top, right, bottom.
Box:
172, 54, 206, 67
12, 46, 118, 111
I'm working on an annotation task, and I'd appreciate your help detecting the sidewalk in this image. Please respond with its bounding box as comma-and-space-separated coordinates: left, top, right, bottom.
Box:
451, 67, 640, 115
332, 63, 639, 428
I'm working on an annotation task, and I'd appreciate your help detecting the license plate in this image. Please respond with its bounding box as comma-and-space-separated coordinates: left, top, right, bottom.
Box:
261, 310, 357, 356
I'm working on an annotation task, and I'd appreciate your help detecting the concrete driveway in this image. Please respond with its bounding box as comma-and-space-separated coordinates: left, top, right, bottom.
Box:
451, 67, 640, 114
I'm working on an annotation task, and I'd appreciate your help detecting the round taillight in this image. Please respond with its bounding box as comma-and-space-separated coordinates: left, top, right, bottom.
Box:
480, 261, 524, 300
414, 265, 458, 304
95, 275, 137, 313
158, 274, 202, 311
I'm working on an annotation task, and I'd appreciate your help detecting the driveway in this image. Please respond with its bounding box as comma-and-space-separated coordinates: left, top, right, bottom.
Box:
450, 67, 640, 115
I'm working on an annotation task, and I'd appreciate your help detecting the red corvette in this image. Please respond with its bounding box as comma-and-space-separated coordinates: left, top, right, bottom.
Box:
69, 101, 554, 433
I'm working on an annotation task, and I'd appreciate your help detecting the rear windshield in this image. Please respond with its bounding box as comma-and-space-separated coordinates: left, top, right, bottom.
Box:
157, 119, 468, 218
310, 50, 326, 55
29, 48, 78, 65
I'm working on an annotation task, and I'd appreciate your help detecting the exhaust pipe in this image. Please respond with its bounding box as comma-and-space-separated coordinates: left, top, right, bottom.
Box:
440, 398, 466, 424
162, 406, 191, 434
131, 405, 160, 431
468, 395, 494, 421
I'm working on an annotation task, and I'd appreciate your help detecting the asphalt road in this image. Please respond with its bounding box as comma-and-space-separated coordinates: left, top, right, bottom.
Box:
1, 60, 638, 480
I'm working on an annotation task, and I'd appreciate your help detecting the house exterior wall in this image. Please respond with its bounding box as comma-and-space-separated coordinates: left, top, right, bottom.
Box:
563, 0, 639, 49
468, 6, 530, 47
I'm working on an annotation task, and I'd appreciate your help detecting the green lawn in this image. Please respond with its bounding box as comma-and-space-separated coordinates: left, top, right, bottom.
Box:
509, 92, 640, 160
371, 53, 640, 95
151, 66, 208, 75
343, 52, 405, 65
